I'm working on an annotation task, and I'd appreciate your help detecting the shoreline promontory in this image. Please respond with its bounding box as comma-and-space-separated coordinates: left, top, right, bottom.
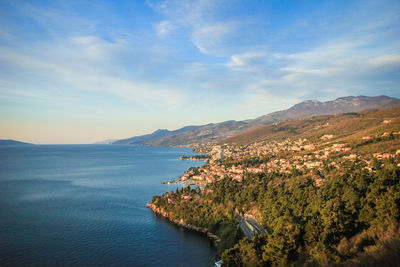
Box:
146, 203, 221, 247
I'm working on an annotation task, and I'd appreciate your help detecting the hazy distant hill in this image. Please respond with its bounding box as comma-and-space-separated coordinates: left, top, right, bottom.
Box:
0, 139, 32, 146
113, 95, 400, 147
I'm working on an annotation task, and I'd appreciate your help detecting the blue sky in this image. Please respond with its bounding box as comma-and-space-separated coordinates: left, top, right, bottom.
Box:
0, 0, 399, 144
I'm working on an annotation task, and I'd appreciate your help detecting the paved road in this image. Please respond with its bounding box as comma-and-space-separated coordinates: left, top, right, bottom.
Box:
237, 215, 254, 239
237, 215, 264, 240
246, 218, 265, 235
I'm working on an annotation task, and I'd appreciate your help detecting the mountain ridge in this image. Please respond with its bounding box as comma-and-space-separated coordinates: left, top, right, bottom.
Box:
112, 95, 400, 147
221, 104, 400, 146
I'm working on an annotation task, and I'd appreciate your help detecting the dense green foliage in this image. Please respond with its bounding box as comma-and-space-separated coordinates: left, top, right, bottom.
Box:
221, 158, 400, 266
152, 157, 400, 266
151, 185, 240, 253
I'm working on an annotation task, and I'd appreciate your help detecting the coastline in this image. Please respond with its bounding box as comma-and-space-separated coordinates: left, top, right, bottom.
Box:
161, 154, 208, 186
0, 145, 217, 266
146, 203, 221, 247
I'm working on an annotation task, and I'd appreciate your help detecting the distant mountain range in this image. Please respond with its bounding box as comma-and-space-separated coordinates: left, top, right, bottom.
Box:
113, 95, 400, 147
0, 139, 33, 146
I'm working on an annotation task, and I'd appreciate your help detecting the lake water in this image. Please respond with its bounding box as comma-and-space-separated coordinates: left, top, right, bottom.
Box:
0, 145, 216, 266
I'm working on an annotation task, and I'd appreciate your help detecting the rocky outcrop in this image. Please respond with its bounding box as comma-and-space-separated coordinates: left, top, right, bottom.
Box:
146, 203, 221, 247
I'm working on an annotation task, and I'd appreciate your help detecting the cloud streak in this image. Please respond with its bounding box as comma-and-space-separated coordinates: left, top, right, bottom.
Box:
227, 52, 266, 67
0, 2, 191, 109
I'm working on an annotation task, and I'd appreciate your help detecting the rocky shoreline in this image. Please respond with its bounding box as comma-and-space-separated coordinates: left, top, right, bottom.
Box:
146, 203, 221, 247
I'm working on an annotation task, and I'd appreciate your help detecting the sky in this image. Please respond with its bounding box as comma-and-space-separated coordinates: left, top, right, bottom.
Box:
0, 0, 399, 144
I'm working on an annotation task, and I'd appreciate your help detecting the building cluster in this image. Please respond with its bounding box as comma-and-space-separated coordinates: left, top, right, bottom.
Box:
180, 127, 399, 187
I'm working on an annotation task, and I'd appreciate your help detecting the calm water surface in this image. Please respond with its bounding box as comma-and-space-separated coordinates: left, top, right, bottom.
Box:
0, 145, 216, 266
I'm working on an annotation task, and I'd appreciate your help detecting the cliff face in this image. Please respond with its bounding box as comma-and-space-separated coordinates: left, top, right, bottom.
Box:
146, 203, 221, 247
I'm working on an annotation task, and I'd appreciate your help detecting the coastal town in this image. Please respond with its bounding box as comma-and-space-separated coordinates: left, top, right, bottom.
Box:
169, 126, 400, 188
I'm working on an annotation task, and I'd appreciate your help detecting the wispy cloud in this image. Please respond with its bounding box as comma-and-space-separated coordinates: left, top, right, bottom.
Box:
0, 39, 188, 107
0, 2, 191, 109
368, 54, 400, 67
155, 20, 175, 36
227, 52, 266, 67
221, 2, 400, 101
191, 22, 237, 55
148, 0, 241, 55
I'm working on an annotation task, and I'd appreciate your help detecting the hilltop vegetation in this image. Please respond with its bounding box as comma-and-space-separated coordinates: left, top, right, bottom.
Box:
149, 105, 400, 266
